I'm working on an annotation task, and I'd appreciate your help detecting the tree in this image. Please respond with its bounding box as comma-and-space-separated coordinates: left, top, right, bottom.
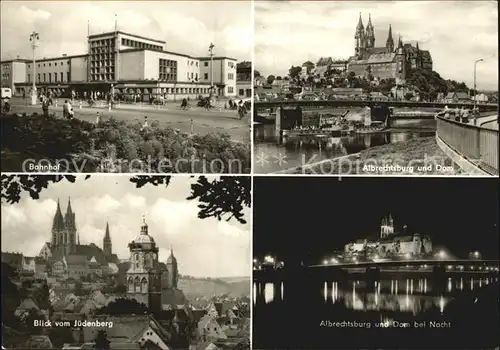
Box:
276, 76, 282, 80
302, 61, 315, 74
31, 280, 50, 310
114, 284, 127, 293
130, 176, 250, 224
2, 114, 250, 173
2, 175, 250, 224
96, 298, 149, 315
288, 66, 302, 79
93, 330, 111, 350
73, 281, 86, 296
49, 327, 74, 349
266, 75, 276, 85
1, 262, 22, 329
253, 69, 261, 78
404, 92, 414, 101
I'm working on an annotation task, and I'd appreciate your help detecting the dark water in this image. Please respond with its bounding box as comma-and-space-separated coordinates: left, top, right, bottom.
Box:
253, 276, 500, 349
253, 119, 435, 173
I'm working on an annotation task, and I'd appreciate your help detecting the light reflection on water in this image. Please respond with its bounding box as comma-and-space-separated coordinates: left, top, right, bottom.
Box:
253, 277, 499, 314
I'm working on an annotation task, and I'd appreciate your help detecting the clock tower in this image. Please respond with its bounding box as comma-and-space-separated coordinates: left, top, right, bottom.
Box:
126, 216, 162, 310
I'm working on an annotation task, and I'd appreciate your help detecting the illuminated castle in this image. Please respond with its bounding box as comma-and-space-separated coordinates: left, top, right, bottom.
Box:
344, 213, 433, 257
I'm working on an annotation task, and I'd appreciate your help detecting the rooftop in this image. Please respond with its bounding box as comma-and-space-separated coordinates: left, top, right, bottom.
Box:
88, 30, 166, 44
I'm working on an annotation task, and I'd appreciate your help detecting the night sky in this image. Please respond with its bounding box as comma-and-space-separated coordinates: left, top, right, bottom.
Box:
253, 177, 499, 263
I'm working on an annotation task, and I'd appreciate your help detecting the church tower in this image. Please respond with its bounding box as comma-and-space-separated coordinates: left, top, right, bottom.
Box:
365, 14, 375, 48
167, 246, 179, 289
64, 198, 77, 255
395, 35, 406, 83
380, 213, 395, 239
354, 13, 366, 58
52, 199, 65, 248
103, 222, 112, 256
126, 216, 162, 310
386, 24, 394, 52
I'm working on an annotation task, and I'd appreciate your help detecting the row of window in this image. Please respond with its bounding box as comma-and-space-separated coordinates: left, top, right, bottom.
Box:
28, 61, 69, 69
27, 72, 70, 83
238, 88, 252, 97
121, 38, 162, 51
90, 48, 114, 54
90, 67, 114, 74
159, 59, 178, 68
90, 62, 114, 69
91, 74, 115, 81
90, 39, 115, 48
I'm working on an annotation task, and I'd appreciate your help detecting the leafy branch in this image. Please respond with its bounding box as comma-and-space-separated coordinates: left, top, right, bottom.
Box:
129, 175, 251, 224
1, 175, 89, 204
1, 175, 250, 224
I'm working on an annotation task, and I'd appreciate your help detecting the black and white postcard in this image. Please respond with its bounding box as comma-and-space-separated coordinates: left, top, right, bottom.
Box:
1, 175, 251, 349
253, 176, 499, 349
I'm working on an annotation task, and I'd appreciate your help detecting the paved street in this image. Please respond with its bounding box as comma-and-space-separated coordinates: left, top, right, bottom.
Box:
8, 98, 250, 142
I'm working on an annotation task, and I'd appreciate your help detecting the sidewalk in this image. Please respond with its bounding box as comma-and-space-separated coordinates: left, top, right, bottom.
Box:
68, 100, 238, 114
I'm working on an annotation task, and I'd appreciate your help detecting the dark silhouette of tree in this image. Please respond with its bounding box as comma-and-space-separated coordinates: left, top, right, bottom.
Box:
1, 175, 86, 204
276, 76, 282, 80
253, 69, 261, 78
234, 337, 251, 350
302, 61, 315, 74
31, 280, 50, 310
96, 298, 149, 315
288, 66, 302, 79
2, 175, 250, 224
1, 262, 22, 329
114, 284, 127, 293
23, 307, 44, 334
49, 326, 74, 348
93, 330, 111, 350
266, 75, 276, 85
405, 92, 415, 101
132, 176, 250, 224
73, 281, 87, 296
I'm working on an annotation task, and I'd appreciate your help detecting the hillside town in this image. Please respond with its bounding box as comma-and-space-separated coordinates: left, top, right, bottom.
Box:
2, 199, 250, 350
254, 14, 498, 104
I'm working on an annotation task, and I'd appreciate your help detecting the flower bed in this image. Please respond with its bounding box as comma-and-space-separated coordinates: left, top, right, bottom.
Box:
1, 113, 250, 173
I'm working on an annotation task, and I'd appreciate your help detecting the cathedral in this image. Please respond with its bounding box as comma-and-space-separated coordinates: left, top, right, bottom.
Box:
39, 199, 186, 308
38, 198, 119, 279
347, 14, 433, 83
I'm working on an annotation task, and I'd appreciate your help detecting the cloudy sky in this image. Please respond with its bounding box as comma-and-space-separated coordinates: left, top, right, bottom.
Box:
1, 176, 251, 278
1, 1, 251, 61
255, 1, 498, 90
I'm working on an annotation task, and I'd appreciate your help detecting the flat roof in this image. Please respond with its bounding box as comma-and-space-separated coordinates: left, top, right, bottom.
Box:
120, 48, 190, 59
88, 31, 166, 44
198, 56, 237, 61
2, 55, 87, 64
120, 48, 238, 62
1, 58, 31, 64
36, 54, 88, 62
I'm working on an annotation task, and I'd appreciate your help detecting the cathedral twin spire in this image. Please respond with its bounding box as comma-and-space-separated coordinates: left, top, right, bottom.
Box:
355, 14, 397, 54
51, 198, 77, 254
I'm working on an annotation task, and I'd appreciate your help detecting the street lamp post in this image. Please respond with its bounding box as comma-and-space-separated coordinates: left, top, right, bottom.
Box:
29, 32, 40, 105
209, 43, 214, 98
473, 58, 484, 123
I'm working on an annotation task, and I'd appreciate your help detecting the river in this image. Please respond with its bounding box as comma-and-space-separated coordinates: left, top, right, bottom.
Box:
253, 118, 436, 173
252, 276, 499, 349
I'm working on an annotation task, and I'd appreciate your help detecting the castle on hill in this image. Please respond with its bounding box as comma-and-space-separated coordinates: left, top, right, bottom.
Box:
344, 213, 433, 258
347, 13, 433, 83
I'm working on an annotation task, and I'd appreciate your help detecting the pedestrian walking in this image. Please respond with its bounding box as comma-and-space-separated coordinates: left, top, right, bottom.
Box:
42, 97, 50, 117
